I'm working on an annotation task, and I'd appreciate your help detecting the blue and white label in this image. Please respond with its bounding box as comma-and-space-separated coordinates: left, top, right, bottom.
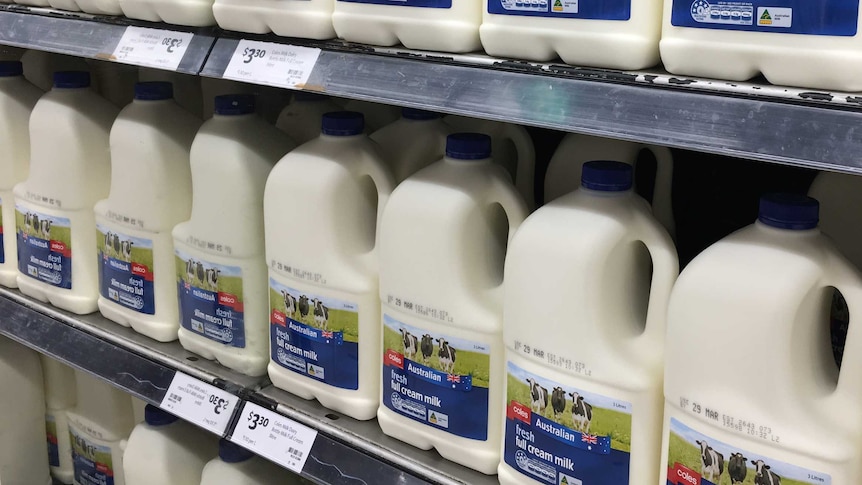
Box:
504, 361, 632, 484
176, 250, 246, 348
46, 413, 59, 467
337, 0, 452, 8
97, 225, 155, 315
672, 0, 859, 36
382, 314, 490, 440
70, 427, 114, 485
488, 0, 630, 19
16, 205, 72, 289
269, 278, 360, 390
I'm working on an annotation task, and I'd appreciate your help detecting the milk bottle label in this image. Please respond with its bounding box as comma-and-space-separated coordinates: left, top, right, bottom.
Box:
97, 224, 155, 315
16, 204, 72, 289
665, 418, 831, 485
337, 0, 453, 8
176, 249, 246, 348
46, 413, 59, 467
671, 0, 859, 35
382, 313, 490, 440
503, 361, 632, 484
269, 278, 360, 390
70, 428, 115, 485
488, 0, 629, 20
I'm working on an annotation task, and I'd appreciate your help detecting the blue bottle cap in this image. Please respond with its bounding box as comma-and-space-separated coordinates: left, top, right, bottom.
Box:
144, 405, 179, 426
322, 111, 364, 136
758, 193, 819, 230
53, 71, 91, 89
0, 61, 23, 77
294, 91, 330, 102
134, 81, 173, 101
219, 439, 256, 463
581, 161, 633, 192
446, 133, 492, 160
214, 94, 256, 116
402, 107, 440, 120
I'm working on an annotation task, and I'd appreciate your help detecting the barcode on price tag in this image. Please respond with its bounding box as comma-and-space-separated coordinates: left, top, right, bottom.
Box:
222, 39, 321, 89
112, 26, 194, 71
159, 372, 238, 435
230, 401, 317, 473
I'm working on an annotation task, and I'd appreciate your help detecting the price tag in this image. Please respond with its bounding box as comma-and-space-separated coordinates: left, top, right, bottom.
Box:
230, 401, 318, 473
160, 372, 238, 435
112, 26, 194, 70
222, 39, 321, 89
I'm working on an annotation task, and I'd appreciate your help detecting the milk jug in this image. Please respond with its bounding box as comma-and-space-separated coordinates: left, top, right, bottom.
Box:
14, 71, 119, 314
661, 193, 862, 485
378, 133, 529, 473
123, 405, 213, 485
67, 370, 135, 485
139, 68, 202, 119
49, 0, 123, 15
265, 112, 394, 420
200, 439, 305, 485
275, 92, 342, 145
21, 51, 91, 92
445, 116, 536, 207
370, 108, 453, 183
119, 0, 216, 26
342, 99, 400, 132
544, 133, 675, 237
0, 335, 52, 485
480, 0, 661, 69
11, 0, 51, 7
95, 82, 201, 342
499, 161, 678, 485
660, 0, 862, 90
173, 94, 295, 376
213, 0, 336, 39
0, 61, 41, 289
41, 356, 78, 485
332, 0, 481, 52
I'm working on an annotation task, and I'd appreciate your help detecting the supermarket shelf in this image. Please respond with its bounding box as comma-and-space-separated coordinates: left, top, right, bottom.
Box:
0, 5, 216, 74
253, 385, 498, 485
0, 288, 262, 407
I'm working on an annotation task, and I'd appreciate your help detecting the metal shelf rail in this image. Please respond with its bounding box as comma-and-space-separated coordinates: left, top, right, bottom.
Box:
0, 289, 496, 485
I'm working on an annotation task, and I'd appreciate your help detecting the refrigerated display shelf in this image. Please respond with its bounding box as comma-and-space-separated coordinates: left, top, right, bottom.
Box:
0, 289, 494, 485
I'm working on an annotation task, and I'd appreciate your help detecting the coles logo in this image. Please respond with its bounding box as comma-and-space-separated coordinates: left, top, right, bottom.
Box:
272, 310, 286, 326
384, 349, 404, 369
218, 292, 244, 311
670, 463, 701, 485
50, 240, 71, 257
507, 400, 531, 424
131, 262, 153, 281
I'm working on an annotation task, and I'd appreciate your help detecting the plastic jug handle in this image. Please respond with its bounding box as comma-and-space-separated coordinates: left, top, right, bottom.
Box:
488, 170, 530, 252
641, 144, 676, 239
503, 124, 537, 209
825, 255, 862, 409
357, 146, 396, 265
633, 212, 679, 351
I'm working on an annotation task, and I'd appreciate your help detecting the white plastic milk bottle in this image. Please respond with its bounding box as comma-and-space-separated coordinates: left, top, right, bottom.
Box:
332, 0, 481, 52
0, 61, 41, 289
265, 112, 394, 420
173, 94, 295, 377
119, 0, 216, 26
200, 439, 305, 485
370, 108, 453, 183
661, 193, 862, 485
378, 133, 529, 473
95, 82, 201, 342
138, 68, 203, 119
14, 71, 119, 314
41, 355, 78, 485
342, 99, 400, 133
123, 405, 214, 485
544, 133, 676, 237
67, 370, 135, 485
480, 0, 662, 69
0, 335, 51, 485
275, 92, 342, 145
49, 0, 123, 15
213, 0, 336, 39
660, 0, 862, 90
499, 161, 678, 485
445, 116, 536, 207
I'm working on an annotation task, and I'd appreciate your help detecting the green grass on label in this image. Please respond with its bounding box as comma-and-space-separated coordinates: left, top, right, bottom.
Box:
383, 325, 490, 388
268, 287, 359, 343
175, 255, 244, 301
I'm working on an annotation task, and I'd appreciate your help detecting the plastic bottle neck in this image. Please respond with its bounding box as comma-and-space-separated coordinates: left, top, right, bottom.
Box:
754, 220, 821, 237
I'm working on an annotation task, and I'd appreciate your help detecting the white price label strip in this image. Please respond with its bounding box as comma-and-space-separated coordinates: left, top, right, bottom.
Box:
112, 26, 194, 70
159, 372, 238, 435
231, 401, 318, 473
222, 39, 321, 89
